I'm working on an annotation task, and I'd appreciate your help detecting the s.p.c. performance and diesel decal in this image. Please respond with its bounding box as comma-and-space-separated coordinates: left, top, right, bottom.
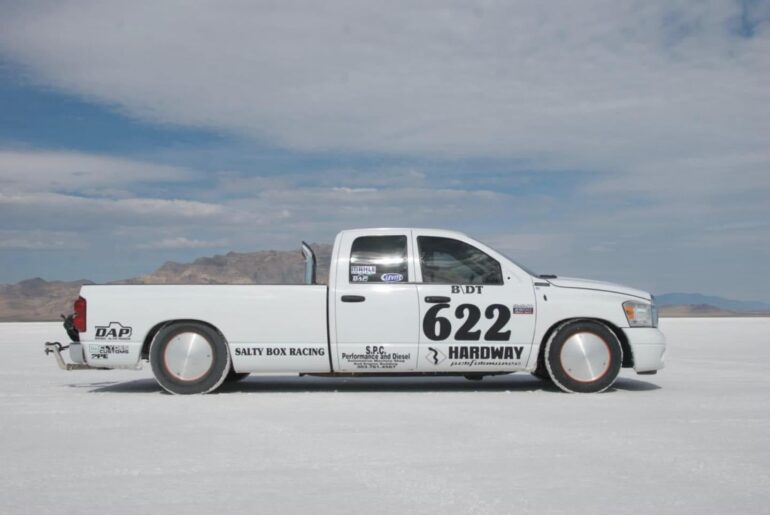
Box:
381, 273, 404, 282
94, 322, 132, 340
423, 303, 512, 341
340, 345, 412, 370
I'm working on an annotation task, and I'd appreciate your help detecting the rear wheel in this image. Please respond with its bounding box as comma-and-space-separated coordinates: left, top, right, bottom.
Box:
150, 322, 230, 395
545, 320, 622, 393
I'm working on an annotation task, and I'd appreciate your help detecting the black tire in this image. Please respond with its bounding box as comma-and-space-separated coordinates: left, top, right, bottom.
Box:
225, 370, 250, 382
150, 322, 231, 395
545, 320, 622, 393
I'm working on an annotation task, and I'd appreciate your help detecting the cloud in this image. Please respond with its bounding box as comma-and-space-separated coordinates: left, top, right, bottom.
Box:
0, 230, 78, 250
1, 1, 767, 227
0, 149, 193, 194
0, 192, 223, 222
0, 1, 766, 164
135, 237, 229, 250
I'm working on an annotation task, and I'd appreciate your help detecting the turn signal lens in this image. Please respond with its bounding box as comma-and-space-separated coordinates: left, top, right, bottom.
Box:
623, 300, 654, 328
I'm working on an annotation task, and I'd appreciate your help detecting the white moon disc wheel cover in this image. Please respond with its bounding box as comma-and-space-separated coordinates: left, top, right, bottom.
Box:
163, 332, 214, 382
559, 332, 611, 383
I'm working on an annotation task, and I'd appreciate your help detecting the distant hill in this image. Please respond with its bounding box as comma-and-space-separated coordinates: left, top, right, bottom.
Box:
119, 244, 332, 286
656, 293, 770, 312
0, 244, 332, 321
0, 278, 95, 322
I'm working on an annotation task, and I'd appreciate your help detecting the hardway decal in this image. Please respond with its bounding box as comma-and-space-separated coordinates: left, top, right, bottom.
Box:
425, 347, 446, 365
449, 346, 523, 360
351, 265, 376, 275
425, 345, 525, 368
94, 322, 132, 340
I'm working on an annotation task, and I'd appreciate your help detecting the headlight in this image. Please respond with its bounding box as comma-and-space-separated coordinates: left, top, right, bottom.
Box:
623, 300, 657, 328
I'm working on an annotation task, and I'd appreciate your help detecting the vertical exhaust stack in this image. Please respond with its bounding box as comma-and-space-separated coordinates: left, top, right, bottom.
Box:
301, 241, 317, 285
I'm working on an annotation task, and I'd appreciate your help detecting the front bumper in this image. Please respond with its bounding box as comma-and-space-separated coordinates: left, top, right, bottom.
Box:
622, 327, 666, 373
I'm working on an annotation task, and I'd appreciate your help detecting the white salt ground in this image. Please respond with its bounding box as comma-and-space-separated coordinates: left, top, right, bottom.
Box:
0, 318, 768, 514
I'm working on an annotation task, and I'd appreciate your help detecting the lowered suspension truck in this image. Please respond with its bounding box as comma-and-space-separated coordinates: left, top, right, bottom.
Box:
44, 228, 666, 394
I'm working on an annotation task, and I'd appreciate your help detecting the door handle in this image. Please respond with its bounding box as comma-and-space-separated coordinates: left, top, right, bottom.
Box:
341, 295, 366, 303
425, 296, 450, 303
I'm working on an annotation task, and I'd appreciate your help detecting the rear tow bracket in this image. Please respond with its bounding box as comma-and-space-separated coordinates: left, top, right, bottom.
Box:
44, 341, 106, 371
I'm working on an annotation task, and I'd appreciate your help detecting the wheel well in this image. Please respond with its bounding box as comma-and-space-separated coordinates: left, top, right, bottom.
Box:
140, 319, 228, 361
537, 318, 634, 368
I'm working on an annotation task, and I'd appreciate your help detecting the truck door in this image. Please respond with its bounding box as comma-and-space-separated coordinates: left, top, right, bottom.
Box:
334, 231, 419, 372
413, 234, 536, 372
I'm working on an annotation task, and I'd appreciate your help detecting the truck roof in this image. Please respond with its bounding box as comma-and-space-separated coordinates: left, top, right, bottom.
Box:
338, 227, 470, 238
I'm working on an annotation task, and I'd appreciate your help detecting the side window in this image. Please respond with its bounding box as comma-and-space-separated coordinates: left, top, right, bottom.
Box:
349, 235, 408, 283
418, 236, 503, 285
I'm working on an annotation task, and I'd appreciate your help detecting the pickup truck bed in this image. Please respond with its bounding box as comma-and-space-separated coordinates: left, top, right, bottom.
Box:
82, 284, 331, 373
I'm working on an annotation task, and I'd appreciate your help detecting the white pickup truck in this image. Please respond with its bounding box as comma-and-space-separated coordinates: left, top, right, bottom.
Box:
44, 228, 665, 394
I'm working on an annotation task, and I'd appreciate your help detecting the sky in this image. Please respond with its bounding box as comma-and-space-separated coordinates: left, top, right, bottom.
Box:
0, 0, 768, 301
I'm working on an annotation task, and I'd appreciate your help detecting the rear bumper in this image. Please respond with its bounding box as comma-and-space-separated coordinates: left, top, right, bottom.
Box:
622, 327, 666, 373
44, 341, 106, 371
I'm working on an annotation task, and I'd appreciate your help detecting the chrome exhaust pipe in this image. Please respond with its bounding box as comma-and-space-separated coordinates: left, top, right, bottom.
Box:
301, 241, 317, 285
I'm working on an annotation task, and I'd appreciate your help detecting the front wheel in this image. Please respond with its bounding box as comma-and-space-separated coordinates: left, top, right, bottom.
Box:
150, 322, 231, 395
545, 321, 622, 393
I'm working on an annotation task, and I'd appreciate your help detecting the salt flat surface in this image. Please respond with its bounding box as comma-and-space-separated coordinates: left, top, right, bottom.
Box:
1, 319, 768, 514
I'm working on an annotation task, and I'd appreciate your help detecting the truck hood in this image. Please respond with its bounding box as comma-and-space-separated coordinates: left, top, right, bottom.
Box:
547, 277, 651, 301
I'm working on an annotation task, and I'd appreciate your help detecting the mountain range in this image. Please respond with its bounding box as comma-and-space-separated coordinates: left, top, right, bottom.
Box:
0, 246, 767, 321
0, 245, 332, 321
655, 293, 770, 312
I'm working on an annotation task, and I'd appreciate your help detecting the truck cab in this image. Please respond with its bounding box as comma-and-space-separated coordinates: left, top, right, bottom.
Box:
330, 228, 537, 373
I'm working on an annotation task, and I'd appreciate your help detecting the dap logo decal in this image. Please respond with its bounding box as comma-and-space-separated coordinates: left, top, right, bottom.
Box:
425, 347, 446, 366
95, 322, 132, 340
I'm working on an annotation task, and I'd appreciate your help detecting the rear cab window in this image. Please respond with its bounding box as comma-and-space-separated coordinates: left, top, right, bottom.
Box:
349, 235, 409, 283
417, 236, 503, 285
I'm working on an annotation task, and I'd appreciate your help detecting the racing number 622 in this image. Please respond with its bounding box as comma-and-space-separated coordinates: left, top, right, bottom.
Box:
422, 303, 511, 341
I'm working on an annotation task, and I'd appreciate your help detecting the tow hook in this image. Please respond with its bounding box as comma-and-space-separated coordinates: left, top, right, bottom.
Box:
44, 341, 103, 371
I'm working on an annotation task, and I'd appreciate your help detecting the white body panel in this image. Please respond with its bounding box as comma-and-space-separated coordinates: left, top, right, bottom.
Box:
411, 230, 537, 372
333, 229, 419, 372
72, 227, 666, 378
80, 285, 330, 373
